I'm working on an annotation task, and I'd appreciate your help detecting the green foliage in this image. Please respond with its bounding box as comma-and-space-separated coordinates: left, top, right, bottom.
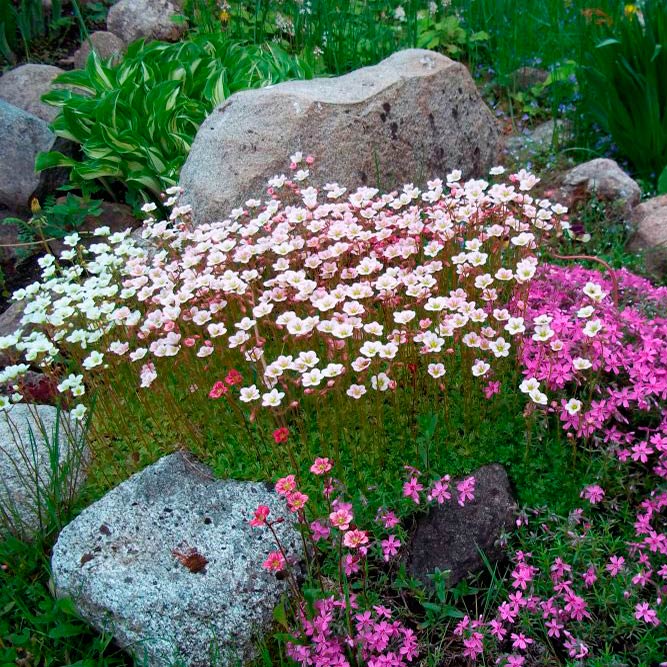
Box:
452, 0, 622, 80
657, 165, 667, 195
37, 35, 313, 202
2, 194, 102, 260
0, 0, 94, 65
416, 13, 487, 58
579, 1, 667, 183
220, 0, 484, 75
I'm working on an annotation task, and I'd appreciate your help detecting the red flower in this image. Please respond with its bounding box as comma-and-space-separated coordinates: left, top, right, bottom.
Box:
225, 369, 243, 386
208, 381, 228, 398
273, 427, 289, 444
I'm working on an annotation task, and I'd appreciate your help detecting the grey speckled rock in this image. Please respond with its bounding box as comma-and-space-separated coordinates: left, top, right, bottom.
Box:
180, 49, 500, 224
0, 403, 84, 536
561, 158, 641, 213
628, 194, 667, 278
405, 464, 516, 589
107, 0, 185, 44
73, 31, 126, 69
52, 452, 303, 667
0, 64, 64, 123
0, 100, 70, 211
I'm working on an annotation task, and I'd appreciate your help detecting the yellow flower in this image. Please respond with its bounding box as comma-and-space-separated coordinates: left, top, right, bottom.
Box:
624, 4, 638, 17
219, 9, 230, 24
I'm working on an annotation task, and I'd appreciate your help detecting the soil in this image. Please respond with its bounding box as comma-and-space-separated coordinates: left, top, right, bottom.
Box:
0, 254, 42, 313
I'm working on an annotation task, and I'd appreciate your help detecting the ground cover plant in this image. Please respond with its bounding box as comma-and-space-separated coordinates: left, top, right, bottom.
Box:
1, 156, 666, 664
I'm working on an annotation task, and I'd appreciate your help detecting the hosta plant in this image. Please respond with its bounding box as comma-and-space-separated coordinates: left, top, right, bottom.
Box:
35, 35, 312, 204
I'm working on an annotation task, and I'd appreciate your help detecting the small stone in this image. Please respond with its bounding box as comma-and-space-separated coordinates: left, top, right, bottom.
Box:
0, 403, 85, 536
52, 452, 303, 667
510, 66, 549, 90
505, 119, 571, 165
107, 0, 186, 44
0, 64, 65, 123
561, 158, 641, 213
627, 194, 667, 278
405, 464, 516, 588
73, 31, 125, 69
180, 48, 500, 225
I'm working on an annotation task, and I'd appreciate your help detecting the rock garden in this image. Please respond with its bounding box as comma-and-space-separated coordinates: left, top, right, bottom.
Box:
1, 1, 666, 666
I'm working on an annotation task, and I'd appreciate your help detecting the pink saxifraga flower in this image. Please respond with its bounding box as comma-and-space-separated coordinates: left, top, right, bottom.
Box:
263, 551, 286, 572
208, 380, 228, 398
343, 529, 369, 549
310, 457, 333, 475
275, 474, 297, 496
249, 504, 270, 527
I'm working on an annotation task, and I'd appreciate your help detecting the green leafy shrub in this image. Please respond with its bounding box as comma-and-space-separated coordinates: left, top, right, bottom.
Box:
36, 35, 313, 203
579, 1, 667, 182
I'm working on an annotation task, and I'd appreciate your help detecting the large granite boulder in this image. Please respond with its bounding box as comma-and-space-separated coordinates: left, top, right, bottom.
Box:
107, 0, 186, 44
52, 452, 303, 667
405, 464, 516, 589
180, 49, 500, 224
0, 403, 84, 536
0, 64, 64, 123
627, 194, 667, 278
560, 158, 641, 213
0, 100, 69, 211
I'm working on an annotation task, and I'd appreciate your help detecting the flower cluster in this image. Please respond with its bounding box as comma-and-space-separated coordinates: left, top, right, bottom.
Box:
446, 263, 667, 664
0, 158, 563, 431
286, 597, 419, 667
251, 451, 475, 666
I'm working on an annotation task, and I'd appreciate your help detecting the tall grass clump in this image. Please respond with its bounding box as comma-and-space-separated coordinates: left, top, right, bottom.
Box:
0, 404, 88, 537
579, 0, 667, 184
1, 157, 565, 487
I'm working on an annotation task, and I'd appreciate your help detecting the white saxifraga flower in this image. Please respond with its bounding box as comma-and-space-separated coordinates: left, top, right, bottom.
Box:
583, 281, 606, 302
239, 385, 260, 402
520, 377, 540, 394
427, 363, 446, 379
572, 357, 592, 371
82, 351, 104, 370
346, 384, 367, 399
564, 398, 583, 415
471, 360, 490, 377
71, 403, 87, 421
583, 319, 603, 337
262, 389, 285, 407
529, 389, 548, 405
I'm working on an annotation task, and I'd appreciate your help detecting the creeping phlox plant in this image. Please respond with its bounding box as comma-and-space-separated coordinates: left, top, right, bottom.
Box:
0, 155, 564, 476
441, 265, 667, 665
250, 445, 475, 667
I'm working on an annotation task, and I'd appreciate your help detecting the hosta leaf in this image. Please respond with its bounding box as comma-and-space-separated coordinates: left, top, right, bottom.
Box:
35, 151, 79, 172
